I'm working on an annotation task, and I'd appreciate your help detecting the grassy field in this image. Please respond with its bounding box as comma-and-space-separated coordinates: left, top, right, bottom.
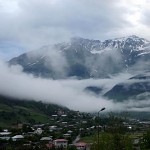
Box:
0, 95, 68, 127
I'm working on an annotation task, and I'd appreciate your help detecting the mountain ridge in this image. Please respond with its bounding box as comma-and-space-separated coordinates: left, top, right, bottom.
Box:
9, 35, 150, 79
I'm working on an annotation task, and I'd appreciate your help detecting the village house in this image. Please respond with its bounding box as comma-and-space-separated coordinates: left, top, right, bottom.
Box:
54, 139, 68, 148
52, 115, 58, 117
75, 142, 88, 150
40, 136, 53, 141
68, 130, 73, 134
0, 130, 11, 141
34, 128, 43, 135
49, 125, 57, 131
12, 135, 24, 141
63, 133, 71, 138
61, 114, 67, 117
62, 121, 67, 125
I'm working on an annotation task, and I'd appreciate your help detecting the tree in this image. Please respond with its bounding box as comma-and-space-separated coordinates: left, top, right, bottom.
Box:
141, 129, 150, 149
67, 145, 77, 150
91, 113, 133, 150
22, 124, 33, 133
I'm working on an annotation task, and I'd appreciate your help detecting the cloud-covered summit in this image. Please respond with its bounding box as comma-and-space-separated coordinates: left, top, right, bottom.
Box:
9, 35, 150, 79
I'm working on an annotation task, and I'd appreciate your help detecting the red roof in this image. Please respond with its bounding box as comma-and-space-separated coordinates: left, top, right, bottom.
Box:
75, 142, 87, 147
46, 143, 54, 148
54, 139, 68, 142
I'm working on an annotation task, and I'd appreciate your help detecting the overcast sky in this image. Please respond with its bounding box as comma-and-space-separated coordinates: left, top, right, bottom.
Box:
0, 0, 150, 59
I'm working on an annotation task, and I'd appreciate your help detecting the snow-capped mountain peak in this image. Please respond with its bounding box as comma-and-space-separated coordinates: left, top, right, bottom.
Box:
9, 35, 150, 79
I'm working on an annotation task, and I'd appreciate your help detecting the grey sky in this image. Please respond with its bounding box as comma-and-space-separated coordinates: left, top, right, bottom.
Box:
0, 0, 150, 59
0, 0, 150, 112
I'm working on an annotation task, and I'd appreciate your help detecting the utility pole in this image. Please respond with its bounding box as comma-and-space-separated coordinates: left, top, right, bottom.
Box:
97, 107, 105, 150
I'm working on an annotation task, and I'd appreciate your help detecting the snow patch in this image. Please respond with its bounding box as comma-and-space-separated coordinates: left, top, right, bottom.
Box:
137, 51, 150, 56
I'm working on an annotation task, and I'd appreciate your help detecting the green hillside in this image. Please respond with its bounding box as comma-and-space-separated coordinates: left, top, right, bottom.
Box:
0, 95, 68, 127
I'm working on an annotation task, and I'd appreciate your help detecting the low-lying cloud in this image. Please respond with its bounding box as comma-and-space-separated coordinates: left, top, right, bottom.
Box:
0, 60, 150, 113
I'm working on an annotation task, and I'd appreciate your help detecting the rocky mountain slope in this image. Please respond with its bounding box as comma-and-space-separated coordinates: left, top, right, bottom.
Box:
9, 35, 150, 79
84, 73, 150, 102
104, 80, 150, 101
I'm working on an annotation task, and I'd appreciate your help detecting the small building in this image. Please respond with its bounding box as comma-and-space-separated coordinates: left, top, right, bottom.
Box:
68, 130, 73, 134
0, 136, 10, 141
40, 136, 53, 141
0, 131, 11, 141
54, 139, 68, 148
49, 126, 57, 131
12, 135, 24, 141
82, 121, 87, 124
34, 128, 43, 135
17, 123, 23, 129
68, 125, 74, 127
46, 143, 54, 149
63, 133, 71, 138
3, 129, 8, 132
62, 122, 67, 125
75, 142, 88, 150
0, 131, 11, 136
52, 115, 58, 117
61, 114, 67, 117
27, 132, 35, 136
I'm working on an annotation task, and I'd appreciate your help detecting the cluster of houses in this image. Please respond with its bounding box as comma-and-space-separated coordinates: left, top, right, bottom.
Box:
0, 109, 150, 150
47, 139, 89, 149
0, 128, 89, 149
0, 110, 91, 149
